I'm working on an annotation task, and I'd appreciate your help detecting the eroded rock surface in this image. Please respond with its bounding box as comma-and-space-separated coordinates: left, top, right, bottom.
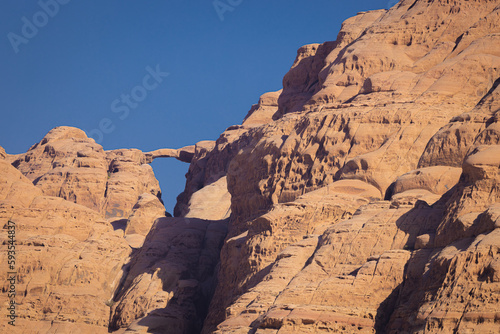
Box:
109, 217, 227, 334
195, 0, 500, 333
0, 128, 226, 333
0, 158, 131, 333
1, 0, 500, 333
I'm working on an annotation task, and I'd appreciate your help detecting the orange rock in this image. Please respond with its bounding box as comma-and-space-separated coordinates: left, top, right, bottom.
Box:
2, 0, 500, 333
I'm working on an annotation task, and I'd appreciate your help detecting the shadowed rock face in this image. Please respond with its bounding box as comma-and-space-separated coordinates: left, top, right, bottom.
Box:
109, 217, 227, 334
1, 0, 500, 333
0, 129, 226, 334
0, 156, 132, 334
192, 0, 500, 333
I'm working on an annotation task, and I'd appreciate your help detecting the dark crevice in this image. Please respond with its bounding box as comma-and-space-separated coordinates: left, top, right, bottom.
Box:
451, 33, 464, 53
407, 0, 419, 11
384, 182, 396, 200
476, 77, 500, 109
375, 283, 402, 333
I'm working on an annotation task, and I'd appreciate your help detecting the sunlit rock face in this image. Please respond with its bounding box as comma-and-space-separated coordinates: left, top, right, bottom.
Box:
1, 0, 500, 333
195, 0, 500, 333
0, 128, 226, 334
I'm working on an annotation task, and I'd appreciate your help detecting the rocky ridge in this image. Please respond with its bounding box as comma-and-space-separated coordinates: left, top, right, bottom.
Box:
0, 128, 225, 333
196, 0, 500, 332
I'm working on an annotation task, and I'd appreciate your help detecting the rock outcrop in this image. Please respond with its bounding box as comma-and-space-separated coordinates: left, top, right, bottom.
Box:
109, 217, 227, 334
1, 0, 500, 333
192, 0, 500, 333
0, 157, 131, 333
243, 90, 281, 127
9, 127, 160, 219
0, 128, 226, 333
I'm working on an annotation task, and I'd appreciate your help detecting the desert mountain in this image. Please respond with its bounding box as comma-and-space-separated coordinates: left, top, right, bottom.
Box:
1, 0, 499, 333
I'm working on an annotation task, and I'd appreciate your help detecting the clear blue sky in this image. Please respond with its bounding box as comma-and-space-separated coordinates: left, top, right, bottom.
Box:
0, 0, 393, 212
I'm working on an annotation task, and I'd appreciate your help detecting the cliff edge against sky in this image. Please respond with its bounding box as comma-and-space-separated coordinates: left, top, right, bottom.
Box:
1, 0, 500, 333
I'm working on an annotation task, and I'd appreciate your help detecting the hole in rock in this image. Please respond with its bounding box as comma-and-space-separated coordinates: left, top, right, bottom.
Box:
150, 158, 189, 215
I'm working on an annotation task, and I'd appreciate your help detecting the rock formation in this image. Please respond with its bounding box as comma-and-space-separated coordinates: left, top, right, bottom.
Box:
0, 129, 227, 333
1, 0, 500, 333
198, 0, 500, 332
0, 153, 131, 333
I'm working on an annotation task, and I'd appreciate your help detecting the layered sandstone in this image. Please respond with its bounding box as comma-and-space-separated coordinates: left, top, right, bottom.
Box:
109, 217, 227, 333
1, 0, 499, 333
0, 157, 131, 333
192, 0, 500, 333
0, 129, 226, 333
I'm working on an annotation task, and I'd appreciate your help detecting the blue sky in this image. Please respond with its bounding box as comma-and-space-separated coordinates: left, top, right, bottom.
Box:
0, 0, 393, 212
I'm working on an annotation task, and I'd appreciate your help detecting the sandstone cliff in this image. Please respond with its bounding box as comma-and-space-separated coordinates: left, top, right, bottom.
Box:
195, 0, 500, 332
0, 128, 225, 333
1, 0, 500, 333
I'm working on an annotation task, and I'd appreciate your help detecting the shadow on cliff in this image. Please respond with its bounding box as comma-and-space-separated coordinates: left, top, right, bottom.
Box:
375, 282, 403, 333
374, 188, 458, 333
107, 216, 229, 334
